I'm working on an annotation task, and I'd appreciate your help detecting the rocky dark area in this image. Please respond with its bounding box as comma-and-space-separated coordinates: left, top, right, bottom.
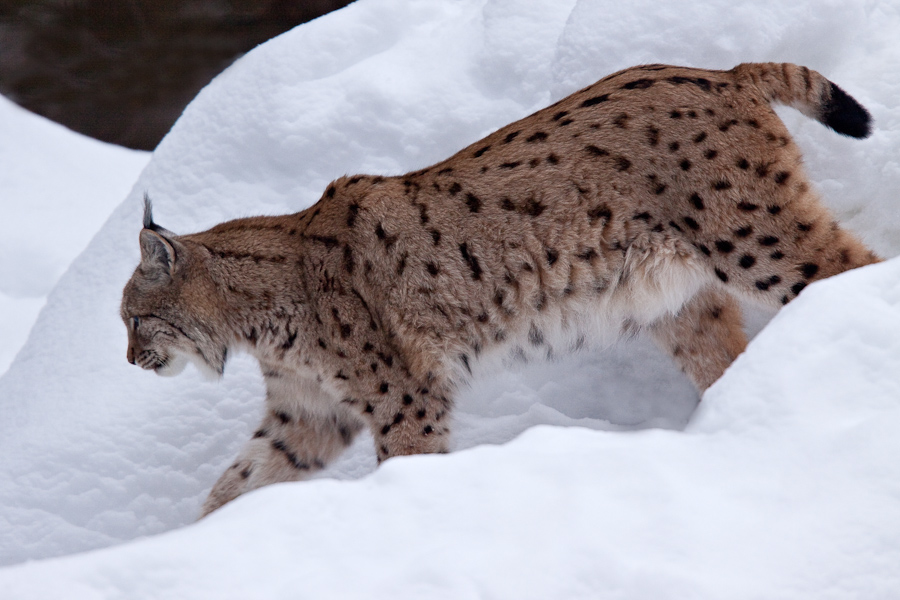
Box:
0, 0, 354, 150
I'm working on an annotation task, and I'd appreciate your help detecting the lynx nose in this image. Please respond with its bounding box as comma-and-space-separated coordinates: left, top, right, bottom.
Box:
127, 346, 136, 365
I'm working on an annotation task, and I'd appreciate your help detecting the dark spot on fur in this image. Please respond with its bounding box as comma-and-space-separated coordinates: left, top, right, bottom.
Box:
712, 180, 732, 191
680, 159, 692, 171
690, 193, 705, 210
792, 281, 807, 295
648, 127, 660, 146
739, 254, 756, 269
546, 153, 560, 164
615, 156, 632, 171
430, 229, 441, 245
504, 131, 520, 143
633, 212, 652, 221
474, 145, 490, 157
670, 110, 682, 119
759, 236, 779, 246
271, 440, 309, 470
768, 205, 782, 215
526, 131, 549, 142
588, 205, 612, 223
326, 185, 336, 198
737, 158, 750, 170
546, 248, 559, 266
623, 78, 655, 90
683, 216, 700, 230
343, 245, 355, 274
693, 131, 708, 144
669, 141, 680, 152
613, 113, 629, 128
715, 268, 729, 282
586, 145, 609, 156
577, 248, 598, 261
426, 262, 439, 276
715, 240, 735, 253
755, 280, 771, 291
697, 243, 711, 256
770, 250, 785, 260
459, 243, 483, 280
347, 203, 360, 227
774, 171, 791, 185
800, 263, 819, 278
465, 193, 481, 212
448, 182, 462, 195
581, 94, 610, 107
424, 425, 434, 435
705, 149, 718, 160
737, 201, 758, 212
718, 119, 738, 132
797, 222, 813, 232
669, 221, 683, 232
500, 161, 521, 169
735, 226, 752, 238
552, 110, 569, 121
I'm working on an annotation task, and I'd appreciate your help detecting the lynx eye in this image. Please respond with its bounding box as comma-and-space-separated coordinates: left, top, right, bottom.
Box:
132, 316, 141, 329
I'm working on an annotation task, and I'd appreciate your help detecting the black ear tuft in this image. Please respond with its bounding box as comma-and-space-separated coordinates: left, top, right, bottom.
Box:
822, 82, 872, 139
143, 193, 155, 230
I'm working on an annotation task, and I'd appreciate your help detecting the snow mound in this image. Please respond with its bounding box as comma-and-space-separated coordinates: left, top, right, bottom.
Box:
1, 0, 899, 596
1, 258, 899, 598
0, 96, 149, 374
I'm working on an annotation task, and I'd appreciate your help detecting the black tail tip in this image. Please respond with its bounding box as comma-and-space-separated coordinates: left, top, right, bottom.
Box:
823, 82, 872, 139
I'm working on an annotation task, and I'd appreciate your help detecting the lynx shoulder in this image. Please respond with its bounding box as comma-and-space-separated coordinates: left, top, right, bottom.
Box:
121, 62, 879, 516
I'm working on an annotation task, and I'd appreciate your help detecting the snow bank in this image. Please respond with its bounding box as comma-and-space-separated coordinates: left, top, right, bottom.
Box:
1, 259, 899, 599
1, 0, 899, 596
0, 96, 149, 374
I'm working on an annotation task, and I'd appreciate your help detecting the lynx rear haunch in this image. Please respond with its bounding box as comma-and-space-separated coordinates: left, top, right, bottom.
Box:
120, 62, 880, 516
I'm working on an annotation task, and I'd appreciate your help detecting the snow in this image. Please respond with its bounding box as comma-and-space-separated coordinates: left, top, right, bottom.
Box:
1, 0, 900, 597
0, 95, 150, 375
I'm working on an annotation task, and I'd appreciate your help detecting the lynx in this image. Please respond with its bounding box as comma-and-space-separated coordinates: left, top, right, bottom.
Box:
121, 63, 880, 516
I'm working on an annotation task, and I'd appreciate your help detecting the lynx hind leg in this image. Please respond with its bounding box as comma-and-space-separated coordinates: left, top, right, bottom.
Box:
702, 170, 881, 309
649, 286, 748, 392
201, 391, 363, 517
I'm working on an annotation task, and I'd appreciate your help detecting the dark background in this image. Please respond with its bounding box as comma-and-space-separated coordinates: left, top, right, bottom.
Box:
0, 0, 354, 150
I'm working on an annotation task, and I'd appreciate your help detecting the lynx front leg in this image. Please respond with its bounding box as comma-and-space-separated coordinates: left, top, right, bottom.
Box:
345, 379, 454, 464
648, 286, 748, 392
201, 376, 363, 517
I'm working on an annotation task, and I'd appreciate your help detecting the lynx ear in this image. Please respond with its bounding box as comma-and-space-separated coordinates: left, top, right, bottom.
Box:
139, 228, 177, 280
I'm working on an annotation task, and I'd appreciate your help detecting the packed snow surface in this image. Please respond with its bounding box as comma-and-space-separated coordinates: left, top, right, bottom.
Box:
1, 0, 900, 597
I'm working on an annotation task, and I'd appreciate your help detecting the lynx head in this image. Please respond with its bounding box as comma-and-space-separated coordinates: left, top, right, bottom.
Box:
120, 196, 228, 378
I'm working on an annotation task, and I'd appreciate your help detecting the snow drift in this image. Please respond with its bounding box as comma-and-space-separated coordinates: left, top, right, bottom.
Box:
1, 0, 899, 597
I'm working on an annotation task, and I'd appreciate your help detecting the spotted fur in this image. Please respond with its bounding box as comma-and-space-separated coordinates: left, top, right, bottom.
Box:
121, 62, 880, 517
